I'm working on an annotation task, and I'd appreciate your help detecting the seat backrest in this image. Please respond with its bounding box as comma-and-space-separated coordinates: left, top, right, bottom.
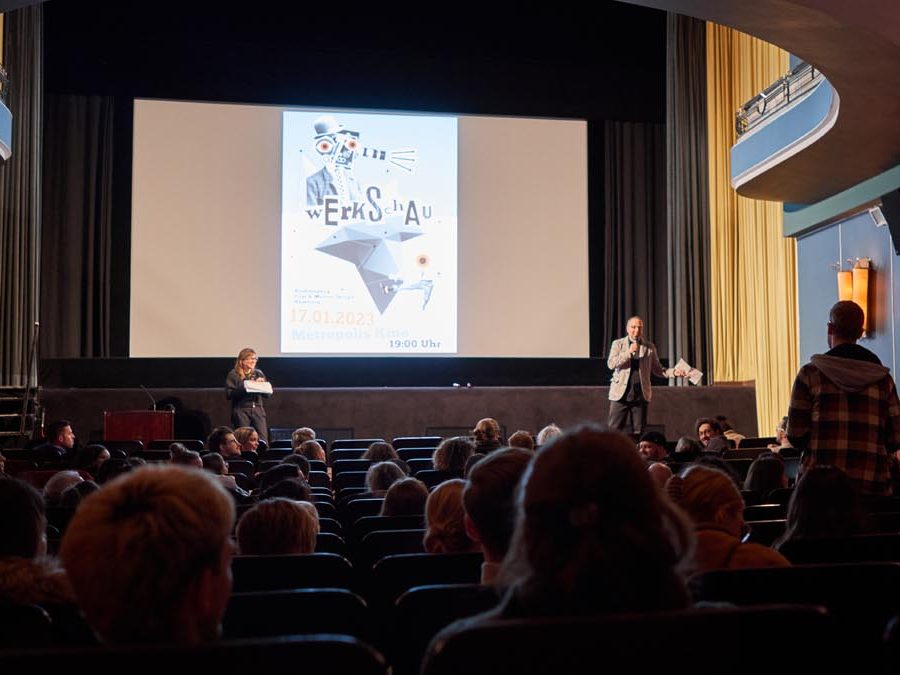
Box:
341, 498, 386, 528
357, 529, 426, 569
226, 459, 255, 475
778, 533, 900, 564
333, 459, 373, 477
318, 517, 343, 536
407, 458, 434, 475
223, 588, 369, 640
392, 437, 442, 449
369, 552, 483, 611
743, 503, 786, 521
393, 584, 501, 675
97, 439, 144, 455
334, 470, 369, 493
353, 515, 426, 544
148, 439, 203, 451
308, 470, 330, 488
397, 447, 438, 462
744, 519, 786, 546
0, 636, 386, 675
333, 438, 385, 450
412, 469, 459, 490
315, 532, 348, 556
231, 553, 353, 592
422, 605, 834, 675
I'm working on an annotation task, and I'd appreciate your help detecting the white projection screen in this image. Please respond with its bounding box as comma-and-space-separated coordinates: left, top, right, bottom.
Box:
130, 99, 589, 358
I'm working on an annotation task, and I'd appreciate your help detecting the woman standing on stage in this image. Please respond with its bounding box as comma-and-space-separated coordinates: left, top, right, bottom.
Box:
225, 347, 271, 442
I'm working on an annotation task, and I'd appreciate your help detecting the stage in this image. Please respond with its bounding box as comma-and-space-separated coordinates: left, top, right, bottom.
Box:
39, 385, 758, 445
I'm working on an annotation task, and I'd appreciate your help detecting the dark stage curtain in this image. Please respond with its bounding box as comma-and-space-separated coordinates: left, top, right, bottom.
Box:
600, 120, 668, 360
665, 13, 713, 381
0, 6, 42, 386
41, 95, 114, 357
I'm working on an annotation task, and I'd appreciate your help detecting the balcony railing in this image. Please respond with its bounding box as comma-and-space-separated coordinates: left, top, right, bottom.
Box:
735, 61, 824, 137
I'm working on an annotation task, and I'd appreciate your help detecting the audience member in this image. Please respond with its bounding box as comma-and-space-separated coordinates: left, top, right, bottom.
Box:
171, 449, 203, 469
667, 465, 789, 572
690, 454, 742, 488
647, 462, 673, 489
72, 444, 111, 477
743, 452, 787, 498
260, 477, 313, 503
507, 430, 535, 451
257, 463, 301, 492
768, 416, 794, 453
637, 431, 668, 462
291, 427, 317, 452
43, 470, 84, 506
716, 415, 745, 446
473, 418, 503, 453
168, 442, 190, 461
672, 437, 702, 462
774, 465, 871, 550
235, 498, 319, 555
463, 448, 532, 583
433, 436, 475, 476
463, 452, 485, 478
281, 453, 311, 478
438, 427, 693, 634
424, 479, 478, 554
295, 439, 326, 463
207, 426, 241, 459
695, 417, 724, 449
96, 457, 140, 484
233, 426, 260, 453
59, 480, 100, 508
787, 300, 900, 496
366, 460, 405, 494
362, 441, 409, 474
535, 423, 562, 447
60, 465, 235, 643
33, 419, 76, 462
380, 477, 429, 516
0, 477, 74, 605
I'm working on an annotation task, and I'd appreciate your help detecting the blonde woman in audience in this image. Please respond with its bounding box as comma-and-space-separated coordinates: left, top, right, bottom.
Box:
424, 479, 479, 554
667, 465, 789, 572
235, 498, 319, 555
535, 423, 562, 446
365, 460, 405, 495
234, 426, 260, 453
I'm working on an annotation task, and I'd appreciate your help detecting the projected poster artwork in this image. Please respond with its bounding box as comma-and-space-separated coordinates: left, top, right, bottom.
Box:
281, 111, 458, 354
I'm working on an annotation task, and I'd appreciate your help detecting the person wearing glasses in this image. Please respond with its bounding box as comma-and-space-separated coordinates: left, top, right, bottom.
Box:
225, 347, 270, 442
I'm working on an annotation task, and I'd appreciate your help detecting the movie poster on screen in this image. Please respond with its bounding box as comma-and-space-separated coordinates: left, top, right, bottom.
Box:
281, 111, 458, 354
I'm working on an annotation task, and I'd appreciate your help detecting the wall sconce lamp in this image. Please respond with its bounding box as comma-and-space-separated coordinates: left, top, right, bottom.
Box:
836, 257, 871, 335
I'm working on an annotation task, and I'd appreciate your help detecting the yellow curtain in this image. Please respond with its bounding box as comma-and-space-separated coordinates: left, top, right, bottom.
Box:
706, 24, 798, 437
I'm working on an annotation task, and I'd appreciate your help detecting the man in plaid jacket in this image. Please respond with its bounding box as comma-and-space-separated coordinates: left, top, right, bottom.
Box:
787, 301, 900, 495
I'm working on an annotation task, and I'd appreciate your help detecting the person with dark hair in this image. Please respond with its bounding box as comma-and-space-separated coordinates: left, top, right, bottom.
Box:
463, 448, 532, 584
72, 444, 111, 478
171, 450, 203, 469
437, 426, 693, 634
743, 452, 787, 498
295, 439, 326, 463
716, 415, 745, 446
690, 454, 743, 488
207, 426, 241, 459
60, 466, 235, 644
202, 452, 228, 476
673, 437, 703, 462
380, 477, 428, 516
225, 347, 270, 441
257, 463, 301, 492
463, 453, 485, 478
33, 419, 76, 462
362, 441, 399, 463
236, 498, 319, 555
433, 436, 475, 476
637, 431, 668, 463
259, 477, 313, 503
473, 418, 503, 453
59, 480, 100, 508
281, 453, 311, 478
695, 417, 724, 448
788, 300, 900, 495
774, 465, 871, 550
0, 477, 75, 605
96, 457, 139, 485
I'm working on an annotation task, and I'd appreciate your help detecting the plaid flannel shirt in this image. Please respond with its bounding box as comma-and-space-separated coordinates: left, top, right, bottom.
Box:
787, 353, 900, 495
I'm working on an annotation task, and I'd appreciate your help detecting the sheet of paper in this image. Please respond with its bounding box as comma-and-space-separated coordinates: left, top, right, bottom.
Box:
245, 380, 273, 395
675, 358, 704, 385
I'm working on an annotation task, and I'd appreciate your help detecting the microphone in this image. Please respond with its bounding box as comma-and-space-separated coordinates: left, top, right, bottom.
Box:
139, 384, 157, 411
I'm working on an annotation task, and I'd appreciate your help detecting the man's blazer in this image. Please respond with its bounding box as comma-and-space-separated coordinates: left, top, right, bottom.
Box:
607, 337, 673, 402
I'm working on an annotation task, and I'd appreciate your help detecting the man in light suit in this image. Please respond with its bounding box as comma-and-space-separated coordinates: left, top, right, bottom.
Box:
607, 316, 684, 436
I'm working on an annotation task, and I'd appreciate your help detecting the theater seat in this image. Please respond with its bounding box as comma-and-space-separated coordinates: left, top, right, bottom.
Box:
223, 589, 369, 640
231, 553, 354, 592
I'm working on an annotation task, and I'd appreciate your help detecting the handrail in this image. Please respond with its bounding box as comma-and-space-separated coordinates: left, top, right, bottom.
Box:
735, 61, 824, 137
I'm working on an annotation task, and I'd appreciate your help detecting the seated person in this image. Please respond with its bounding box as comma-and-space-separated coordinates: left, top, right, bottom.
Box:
295, 439, 326, 464
463, 448, 532, 583
362, 441, 409, 474
291, 427, 317, 453
365, 460, 405, 496
695, 417, 726, 449
233, 426, 260, 454
72, 444, 111, 478
667, 465, 789, 572
743, 452, 787, 499
424, 479, 479, 554
33, 419, 76, 462
434, 426, 693, 635
535, 423, 562, 447
768, 416, 794, 453
672, 437, 703, 462
235, 498, 319, 555
473, 418, 503, 453
43, 470, 84, 507
281, 453, 311, 478
59, 480, 100, 508
648, 462, 673, 489
171, 449, 203, 469
259, 477, 312, 502
507, 430, 535, 451
637, 431, 668, 463
0, 477, 75, 606
380, 477, 429, 517
59, 465, 235, 644
207, 426, 241, 459
433, 436, 475, 477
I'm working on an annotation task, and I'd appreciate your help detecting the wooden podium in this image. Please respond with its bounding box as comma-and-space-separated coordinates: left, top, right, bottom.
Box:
103, 410, 174, 443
